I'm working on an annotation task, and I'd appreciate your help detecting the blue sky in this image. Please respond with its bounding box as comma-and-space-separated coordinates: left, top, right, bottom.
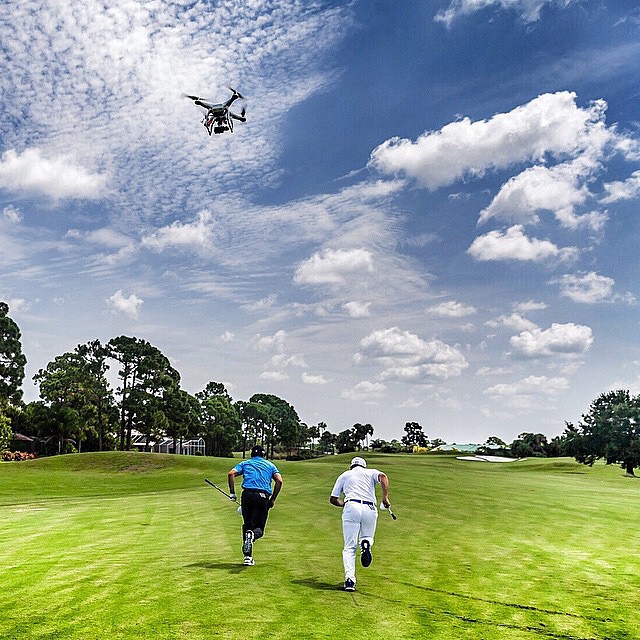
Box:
2, 0, 640, 444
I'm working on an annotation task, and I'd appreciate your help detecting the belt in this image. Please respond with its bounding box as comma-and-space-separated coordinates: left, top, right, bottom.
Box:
347, 499, 374, 506
243, 488, 271, 497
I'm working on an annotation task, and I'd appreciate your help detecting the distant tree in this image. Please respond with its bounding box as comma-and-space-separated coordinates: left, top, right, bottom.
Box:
249, 393, 301, 457
353, 423, 374, 450
320, 429, 337, 454
198, 381, 232, 402
197, 384, 241, 457
336, 428, 359, 454
307, 423, 321, 451
509, 432, 548, 458
564, 389, 640, 476
0, 302, 26, 406
34, 342, 115, 453
0, 409, 11, 450
510, 438, 534, 459
545, 435, 565, 458
164, 388, 201, 453
519, 432, 549, 456
27, 401, 80, 455
106, 336, 179, 450
371, 438, 406, 453
401, 422, 428, 448
479, 436, 508, 456
236, 400, 268, 457
75, 340, 116, 451
429, 438, 446, 449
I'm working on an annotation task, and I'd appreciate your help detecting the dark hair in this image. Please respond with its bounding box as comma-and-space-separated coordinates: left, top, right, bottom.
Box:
251, 445, 266, 457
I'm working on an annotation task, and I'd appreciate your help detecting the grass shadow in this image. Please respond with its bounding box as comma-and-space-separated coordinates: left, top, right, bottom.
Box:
292, 577, 344, 591
185, 561, 248, 575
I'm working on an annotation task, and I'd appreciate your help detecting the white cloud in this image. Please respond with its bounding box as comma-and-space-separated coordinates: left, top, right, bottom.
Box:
341, 380, 386, 401
484, 374, 570, 409
486, 375, 569, 397
486, 313, 539, 332
357, 326, 468, 381
601, 170, 640, 204
107, 289, 143, 318
294, 248, 374, 286
369, 92, 613, 190
427, 300, 477, 318
509, 322, 593, 358
0, 148, 107, 200
468, 225, 576, 262
2, 297, 29, 313
477, 162, 602, 230
270, 354, 307, 368
142, 210, 215, 251
66, 227, 133, 250
260, 371, 289, 381
255, 330, 287, 352
550, 271, 634, 304
435, 0, 578, 26
343, 301, 372, 317
3, 205, 22, 224
302, 372, 329, 385
514, 300, 547, 313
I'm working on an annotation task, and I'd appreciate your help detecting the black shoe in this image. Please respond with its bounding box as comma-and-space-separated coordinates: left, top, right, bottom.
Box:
344, 578, 356, 592
360, 539, 372, 567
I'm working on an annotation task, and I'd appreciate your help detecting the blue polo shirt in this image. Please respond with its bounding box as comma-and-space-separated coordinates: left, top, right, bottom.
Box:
233, 456, 280, 494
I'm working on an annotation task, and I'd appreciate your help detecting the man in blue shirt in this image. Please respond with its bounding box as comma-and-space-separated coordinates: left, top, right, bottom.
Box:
228, 445, 283, 566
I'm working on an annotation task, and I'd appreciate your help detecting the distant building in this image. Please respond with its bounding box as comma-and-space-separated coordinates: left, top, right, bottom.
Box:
130, 431, 205, 455
430, 443, 481, 453
9, 433, 36, 454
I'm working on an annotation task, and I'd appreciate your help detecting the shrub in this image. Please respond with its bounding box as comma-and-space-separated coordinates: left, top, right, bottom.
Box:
2, 450, 37, 462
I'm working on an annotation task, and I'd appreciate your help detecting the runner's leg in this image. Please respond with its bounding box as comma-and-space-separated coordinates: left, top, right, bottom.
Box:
341, 503, 362, 582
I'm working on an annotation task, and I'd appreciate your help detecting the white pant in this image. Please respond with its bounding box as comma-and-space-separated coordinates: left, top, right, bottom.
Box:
341, 501, 378, 582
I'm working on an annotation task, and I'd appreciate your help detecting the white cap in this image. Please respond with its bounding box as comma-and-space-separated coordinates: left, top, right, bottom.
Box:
350, 456, 367, 468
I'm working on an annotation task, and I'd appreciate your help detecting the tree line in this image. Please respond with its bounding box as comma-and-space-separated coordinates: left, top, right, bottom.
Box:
0, 303, 384, 458
2, 302, 640, 473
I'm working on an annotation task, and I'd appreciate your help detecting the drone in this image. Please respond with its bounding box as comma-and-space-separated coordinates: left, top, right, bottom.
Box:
184, 88, 247, 136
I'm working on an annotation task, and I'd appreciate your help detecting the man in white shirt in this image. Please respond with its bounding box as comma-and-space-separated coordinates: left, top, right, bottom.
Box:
329, 456, 390, 592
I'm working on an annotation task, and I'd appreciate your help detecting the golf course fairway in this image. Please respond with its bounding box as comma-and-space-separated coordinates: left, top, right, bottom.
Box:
1, 451, 639, 639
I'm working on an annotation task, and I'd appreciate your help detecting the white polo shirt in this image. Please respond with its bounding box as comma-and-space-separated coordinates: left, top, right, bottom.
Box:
331, 466, 381, 504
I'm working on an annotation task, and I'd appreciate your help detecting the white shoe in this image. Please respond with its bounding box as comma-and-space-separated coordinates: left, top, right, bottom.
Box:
242, 530, 254, 556
243, 556, 255, 566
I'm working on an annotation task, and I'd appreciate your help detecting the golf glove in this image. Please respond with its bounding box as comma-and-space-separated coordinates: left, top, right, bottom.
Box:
229, 493, 237, 501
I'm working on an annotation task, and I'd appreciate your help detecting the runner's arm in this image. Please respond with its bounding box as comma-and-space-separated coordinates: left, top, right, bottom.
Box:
228, 469, 239, 495
269, 473, 283, 508
378, 472, 390, 508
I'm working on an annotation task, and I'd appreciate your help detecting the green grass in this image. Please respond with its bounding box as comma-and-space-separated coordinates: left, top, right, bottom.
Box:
1, 452, 640, 639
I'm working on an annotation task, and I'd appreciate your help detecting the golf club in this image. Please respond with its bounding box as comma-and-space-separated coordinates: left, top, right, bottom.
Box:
380, 501, 397, 520
204, 478, 237, 501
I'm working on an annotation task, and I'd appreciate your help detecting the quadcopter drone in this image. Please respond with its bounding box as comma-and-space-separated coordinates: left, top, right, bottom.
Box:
184, 87, 247, 136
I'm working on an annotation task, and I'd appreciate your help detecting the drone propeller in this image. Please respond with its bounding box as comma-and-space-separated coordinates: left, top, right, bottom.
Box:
228, 87, 245, 100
